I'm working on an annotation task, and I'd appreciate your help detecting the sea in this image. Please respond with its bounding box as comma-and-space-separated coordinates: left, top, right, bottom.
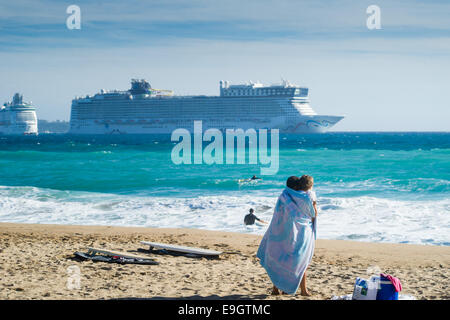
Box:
0, 132, 448, 246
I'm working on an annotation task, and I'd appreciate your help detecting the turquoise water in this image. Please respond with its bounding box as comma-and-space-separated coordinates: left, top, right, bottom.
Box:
0, 132, 448, 245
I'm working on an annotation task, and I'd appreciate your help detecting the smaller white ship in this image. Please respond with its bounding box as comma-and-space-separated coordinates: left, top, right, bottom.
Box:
0, 93, 38, 135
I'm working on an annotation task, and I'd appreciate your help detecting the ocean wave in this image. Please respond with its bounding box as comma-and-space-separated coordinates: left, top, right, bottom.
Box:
318, 178, 450, 198
0, 185, 448, 246
316, 197, 450, 246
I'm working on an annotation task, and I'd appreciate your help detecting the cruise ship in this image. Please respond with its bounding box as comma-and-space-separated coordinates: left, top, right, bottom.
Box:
69, 79, 343, 134
0, 93, 38, 135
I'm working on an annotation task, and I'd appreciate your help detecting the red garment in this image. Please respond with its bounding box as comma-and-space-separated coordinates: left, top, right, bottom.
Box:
380, 273, 402, 292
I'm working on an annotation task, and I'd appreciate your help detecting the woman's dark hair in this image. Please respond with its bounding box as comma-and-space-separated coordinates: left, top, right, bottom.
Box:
286, 176, 300, 191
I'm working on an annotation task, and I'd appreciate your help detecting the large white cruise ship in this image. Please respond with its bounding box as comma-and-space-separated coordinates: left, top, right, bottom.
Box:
0, 93, 38, 135
69, 79, 343, 134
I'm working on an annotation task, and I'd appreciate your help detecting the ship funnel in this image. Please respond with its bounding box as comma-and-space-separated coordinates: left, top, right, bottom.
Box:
12, 93, 23, 105
130, 79, 152, 94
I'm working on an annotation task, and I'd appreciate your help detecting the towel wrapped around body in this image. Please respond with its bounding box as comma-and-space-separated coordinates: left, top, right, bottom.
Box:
257, 187, 316, 294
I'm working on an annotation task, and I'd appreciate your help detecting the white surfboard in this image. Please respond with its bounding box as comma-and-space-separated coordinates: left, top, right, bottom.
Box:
238, 178, 261, 185
140, 241, 222, 256
87, 247, 154, 260
255, 221, 266, 227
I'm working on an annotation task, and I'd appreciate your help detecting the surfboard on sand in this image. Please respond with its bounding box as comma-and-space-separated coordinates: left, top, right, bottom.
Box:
140, 241, 222, 257
87, 247, 156, 261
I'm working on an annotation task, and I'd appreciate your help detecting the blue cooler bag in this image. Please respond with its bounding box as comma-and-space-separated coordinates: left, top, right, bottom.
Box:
376, 275, 399, 300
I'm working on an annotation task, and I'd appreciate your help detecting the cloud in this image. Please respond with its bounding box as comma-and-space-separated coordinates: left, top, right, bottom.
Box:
1, 0, 450, 50
0, 0, 449, 130
1, 37, 449, 131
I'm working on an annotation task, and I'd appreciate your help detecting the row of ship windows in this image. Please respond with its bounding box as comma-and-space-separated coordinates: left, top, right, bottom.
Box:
221, 89, 298, 96
71, 105, 311, 116
72, 106, 297, 112
74, 105, 291, 111
74, 96, 307, 106
75, 98, 308, 105
73, 111, 286, 115
74, 116, 296, 120
72, 114, 284, 119
72, 120, 274, 125
73, 102, 310, 107
73, 116, 275, 120
71, 114, 311, 119
72, 111, 285, 116
74, 104, 289, 108
74, 100, 309, 106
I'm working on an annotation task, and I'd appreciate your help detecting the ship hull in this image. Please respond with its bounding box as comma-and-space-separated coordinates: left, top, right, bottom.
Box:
68, 115, 343, 134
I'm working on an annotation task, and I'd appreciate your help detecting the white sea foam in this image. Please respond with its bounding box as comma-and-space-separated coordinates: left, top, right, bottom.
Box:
0, 185, 448, 246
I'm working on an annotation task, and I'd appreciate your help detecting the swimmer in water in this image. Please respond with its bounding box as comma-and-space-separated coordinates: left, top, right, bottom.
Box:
244, 208, 267, 225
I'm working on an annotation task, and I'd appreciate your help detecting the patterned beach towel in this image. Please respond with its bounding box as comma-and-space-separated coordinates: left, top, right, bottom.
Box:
257, 187, 316, 294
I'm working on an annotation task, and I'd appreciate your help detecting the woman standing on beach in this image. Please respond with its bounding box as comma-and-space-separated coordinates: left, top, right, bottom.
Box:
256, 175, 317, 296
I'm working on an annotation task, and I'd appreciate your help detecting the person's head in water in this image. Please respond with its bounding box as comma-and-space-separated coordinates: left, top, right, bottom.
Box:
286, 176, 301, 191
298, 175, 314, 191
249, 208, 254, 214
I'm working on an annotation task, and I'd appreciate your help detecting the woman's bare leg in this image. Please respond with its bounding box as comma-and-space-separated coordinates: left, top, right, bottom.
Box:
300, 271, 311, 296
271, 285, 281, 295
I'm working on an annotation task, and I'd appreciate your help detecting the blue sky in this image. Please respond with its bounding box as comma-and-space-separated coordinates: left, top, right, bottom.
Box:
0, 0, 449, 131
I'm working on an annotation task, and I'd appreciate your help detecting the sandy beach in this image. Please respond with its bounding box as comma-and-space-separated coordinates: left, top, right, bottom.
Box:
0, 222, 448, 300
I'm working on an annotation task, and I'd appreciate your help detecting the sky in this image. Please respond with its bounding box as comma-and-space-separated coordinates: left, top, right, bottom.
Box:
0, 0, 449, 131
